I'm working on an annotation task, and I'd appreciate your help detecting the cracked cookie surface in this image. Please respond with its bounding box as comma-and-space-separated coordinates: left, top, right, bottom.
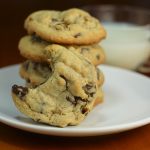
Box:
19, 35, 105, 66
19, 60, 104, 88
12, 44, 98, 127
24, 8, 106, 45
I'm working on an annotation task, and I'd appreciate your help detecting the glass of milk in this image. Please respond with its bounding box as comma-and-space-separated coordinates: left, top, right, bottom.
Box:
83, 5, 150, 70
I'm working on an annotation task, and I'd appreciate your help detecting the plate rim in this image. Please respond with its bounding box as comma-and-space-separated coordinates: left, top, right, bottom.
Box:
0, 112, 150, 136
0, 64, 150, 136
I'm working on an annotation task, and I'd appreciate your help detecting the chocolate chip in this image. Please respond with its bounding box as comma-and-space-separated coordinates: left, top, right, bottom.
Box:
12, 85, 28, 99
32, 62, 39, 70
66, 96, 77, 105
31, 84, 38, 88
63, 22, 70, 27
31, 35, 50, 45
85, 83, 93, 90
66, 96, 87, 106
51, 18, 58, 22
81, 107, 88, 114
26, 78, 30, 83
89, 92, 95, 97
74, 96, 87, 102
84, 16, 89, 21
31, 35, 43, 43
74, 33, 81, 38
96, 55, 100, 60
32, 62, 50, 74
83, 83, 96, 98
37, 119, 41, 122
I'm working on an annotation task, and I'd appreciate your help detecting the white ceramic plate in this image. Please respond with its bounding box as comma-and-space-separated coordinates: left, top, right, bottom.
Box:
0, 64, 150, 137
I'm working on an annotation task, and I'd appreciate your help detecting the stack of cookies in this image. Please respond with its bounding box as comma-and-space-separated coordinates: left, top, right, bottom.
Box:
12, 8, 106, 127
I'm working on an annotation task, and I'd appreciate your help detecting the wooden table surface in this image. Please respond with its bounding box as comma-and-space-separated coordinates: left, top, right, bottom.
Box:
0, 1, 150, 150
0, 122, 150, 150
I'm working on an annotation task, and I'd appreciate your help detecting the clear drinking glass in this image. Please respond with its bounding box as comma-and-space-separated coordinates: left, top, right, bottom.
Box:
83, 5, 150, 70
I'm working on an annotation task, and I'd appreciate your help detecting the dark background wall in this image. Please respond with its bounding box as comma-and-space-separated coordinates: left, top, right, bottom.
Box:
0, 0, 149, 67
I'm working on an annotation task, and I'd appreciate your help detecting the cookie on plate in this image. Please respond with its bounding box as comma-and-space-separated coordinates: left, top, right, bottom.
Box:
19, 35, 105, 66
19, 60, 51, 87
19, 60, 104, 107
19, 60, 104, 88
12, 44, 98, 127
24, 8, 106, 45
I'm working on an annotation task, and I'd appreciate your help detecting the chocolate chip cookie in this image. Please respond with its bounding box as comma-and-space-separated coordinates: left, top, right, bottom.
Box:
12, 44, 98, 127
19, 60, 51, 87
24, 8, 106, 45
19, 60, 104, 88
19, 35, 105, 66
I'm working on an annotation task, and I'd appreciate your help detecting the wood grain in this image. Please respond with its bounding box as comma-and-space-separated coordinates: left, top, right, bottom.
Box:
0, 123, 150, 150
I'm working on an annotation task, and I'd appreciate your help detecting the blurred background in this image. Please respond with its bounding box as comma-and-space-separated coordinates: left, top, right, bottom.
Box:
0, 0, 150, 69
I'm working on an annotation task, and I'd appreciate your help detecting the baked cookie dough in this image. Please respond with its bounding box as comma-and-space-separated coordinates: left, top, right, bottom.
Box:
24, 8, 106, 45
19, 35, 105, 66
19, 60, 104, 88
12, 44, 98, 127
